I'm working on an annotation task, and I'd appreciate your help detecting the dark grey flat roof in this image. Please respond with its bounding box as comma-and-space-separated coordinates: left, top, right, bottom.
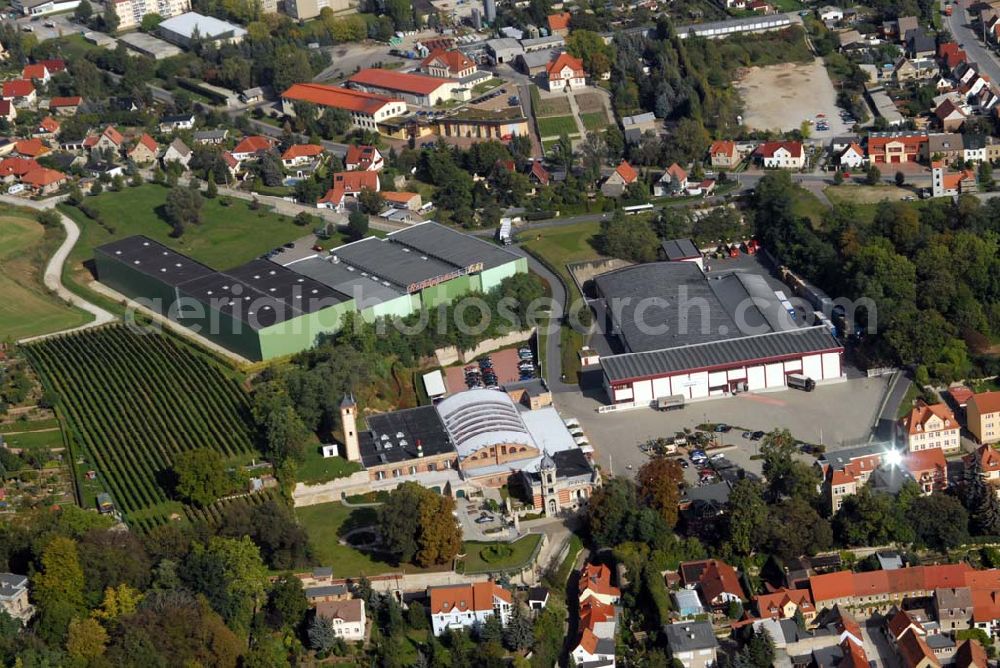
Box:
306, 584, 346, 597
594, 262, 741, 353
664, 621, 718, 652
602, 326, 842, 383
708, 272, 798, 335
284, 256, 405, 305
388, 221, 522, 272
223, 259, 349, 314
176, 272, 299, 329
331, 237, 460, 292
95, 235, 215, 287
552, 448, 593, 478
359, 405, 454, 468
661, 238, 700, 261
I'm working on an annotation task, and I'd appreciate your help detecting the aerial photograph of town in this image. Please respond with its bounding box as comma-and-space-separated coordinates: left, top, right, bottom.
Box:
0, 0, 999, 663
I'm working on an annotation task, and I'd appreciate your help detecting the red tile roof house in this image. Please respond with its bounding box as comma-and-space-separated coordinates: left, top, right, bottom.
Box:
601, 160, 638, 197
317, 171, 380, 212
40, 59, 66, 74
954, 638, 989, 668
897, 627, 941, 668
49, 96, 83, 116
708, 140, 739, 168
1, 80, 36, 108
754, 587, 816, 622
571, 596, 618, 667
0, 100, 16, 123
14, 138, 50, 159
21, 63, 49, 84
83, 126, 124, 153
680, 559, 745, 610
903, 448, 949, 495
655, 162, 689, 196
35, 116, 60, 137
545, 52, 587, 92
281, 144, 325, 168
547, 11, 573, 36
127, 134, 158, 164
899, 402, 961, 453
381, 190, 422, 211
344, 144, 384, 172
21, 168, 66, 195
0, 157, 40, 183
231, 135, 276, 162
428, 582, 512, 636
755, 141, 805, 169
421, 48, 477, 79
527, 161, 550, 187
964, 444, 1000, 489
579, 563, 621, 606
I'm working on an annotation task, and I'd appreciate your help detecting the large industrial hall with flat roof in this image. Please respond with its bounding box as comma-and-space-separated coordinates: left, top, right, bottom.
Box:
94, 222, 526, 361
591, 244, 844, 406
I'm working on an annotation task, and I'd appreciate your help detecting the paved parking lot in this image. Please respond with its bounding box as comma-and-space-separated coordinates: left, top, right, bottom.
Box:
555, 374, 890, 479
443, 347, 536, 394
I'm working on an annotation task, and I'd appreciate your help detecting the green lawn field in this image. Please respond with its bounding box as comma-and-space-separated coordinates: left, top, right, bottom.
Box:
536, 115, 580, 138
458, 534, 542, 574
297, 501, 447, 576
0, 215, 92, 341
64, 184, 316, 270
580, 111, 610, 131
297, 446, 363, 485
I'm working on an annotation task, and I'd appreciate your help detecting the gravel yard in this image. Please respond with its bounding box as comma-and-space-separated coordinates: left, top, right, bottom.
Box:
735, 59, 852, 137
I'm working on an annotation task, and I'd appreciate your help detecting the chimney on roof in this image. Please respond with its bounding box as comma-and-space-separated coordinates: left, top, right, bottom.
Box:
417, 439, 424, 457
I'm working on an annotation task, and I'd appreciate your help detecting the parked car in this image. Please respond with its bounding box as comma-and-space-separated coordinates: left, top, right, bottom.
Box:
713, 424, 731, 433
750, 431, 765, 440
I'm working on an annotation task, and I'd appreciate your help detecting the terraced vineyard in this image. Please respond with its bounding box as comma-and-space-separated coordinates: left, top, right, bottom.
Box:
26, 325, 258, 530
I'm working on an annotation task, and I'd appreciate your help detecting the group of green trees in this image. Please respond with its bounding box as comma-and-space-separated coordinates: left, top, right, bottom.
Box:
0, 503, 314, 666
753, 171, 1000, 380
595, 205, 745, 263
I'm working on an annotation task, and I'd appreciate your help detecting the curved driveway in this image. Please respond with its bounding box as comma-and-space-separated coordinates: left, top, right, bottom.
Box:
12, 197, 115, 344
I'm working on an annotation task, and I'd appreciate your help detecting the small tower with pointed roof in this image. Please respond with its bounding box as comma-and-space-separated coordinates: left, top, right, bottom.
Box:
340, 394, 360, 463
539, 451, 558, 517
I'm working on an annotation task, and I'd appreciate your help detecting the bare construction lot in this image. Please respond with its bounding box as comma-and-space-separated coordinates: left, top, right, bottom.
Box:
735, 59, 851, 137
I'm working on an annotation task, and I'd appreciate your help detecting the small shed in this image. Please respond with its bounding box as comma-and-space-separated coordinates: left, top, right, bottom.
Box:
423, 370, 447, 400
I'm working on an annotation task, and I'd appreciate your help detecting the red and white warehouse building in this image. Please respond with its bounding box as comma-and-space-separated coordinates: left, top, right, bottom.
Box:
592, 261, 844, 405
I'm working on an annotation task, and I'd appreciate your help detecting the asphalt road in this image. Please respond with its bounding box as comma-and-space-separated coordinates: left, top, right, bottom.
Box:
947, 4, 1000, 84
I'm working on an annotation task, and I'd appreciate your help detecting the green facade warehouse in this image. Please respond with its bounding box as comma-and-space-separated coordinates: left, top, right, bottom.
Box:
94, 222, 527, 361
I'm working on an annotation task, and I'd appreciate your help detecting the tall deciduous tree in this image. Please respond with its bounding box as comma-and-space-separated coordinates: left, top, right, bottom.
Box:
637, 456, 684, 528
723, 479, 767, 556
173, 448, 228, 508
33, 536, 85, 613
378, 482, 462, 567
182, 536, 268, 633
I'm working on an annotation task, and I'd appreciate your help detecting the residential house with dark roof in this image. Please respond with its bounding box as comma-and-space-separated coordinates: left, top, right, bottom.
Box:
935, 587, 973, 632
0, 573, 31, 621
314, 599, 365, 641
664, 621, 718, 668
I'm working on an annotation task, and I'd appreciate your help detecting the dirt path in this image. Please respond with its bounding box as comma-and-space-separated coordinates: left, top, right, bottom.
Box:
12, 199, 115, 344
